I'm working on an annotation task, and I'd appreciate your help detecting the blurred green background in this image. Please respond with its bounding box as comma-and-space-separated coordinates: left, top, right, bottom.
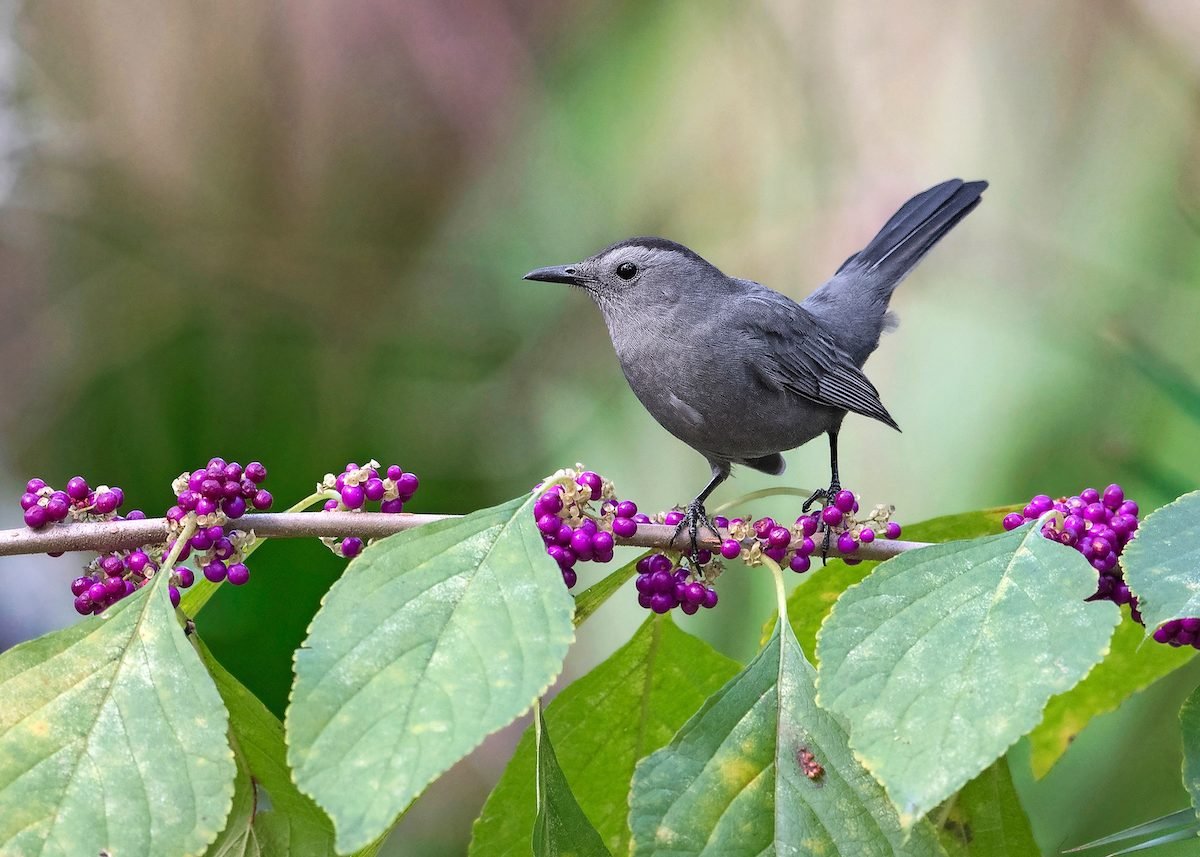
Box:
1, 2, 1199, 854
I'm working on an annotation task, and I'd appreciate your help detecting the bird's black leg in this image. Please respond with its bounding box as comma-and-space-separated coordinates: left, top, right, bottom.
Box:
800, 432, 841, 561
671, 463, 728, 566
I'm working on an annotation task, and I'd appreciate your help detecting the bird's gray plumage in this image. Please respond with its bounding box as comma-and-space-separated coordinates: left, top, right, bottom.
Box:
525, 178, 987, 548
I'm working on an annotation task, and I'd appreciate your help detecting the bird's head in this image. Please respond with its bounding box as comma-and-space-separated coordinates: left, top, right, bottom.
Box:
523, 237, 722, 319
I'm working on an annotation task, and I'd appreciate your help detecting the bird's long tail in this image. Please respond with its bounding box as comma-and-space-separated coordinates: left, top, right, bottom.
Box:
840, 178, 988, 290
803, 178, 987, 365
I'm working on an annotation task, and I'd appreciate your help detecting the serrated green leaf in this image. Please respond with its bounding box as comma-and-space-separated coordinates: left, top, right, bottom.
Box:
533, 706, 611, 857
1182, 684, 1200, 819
0, 572, 235, 857
630, 618, 945, 856
288, 495, 576, 853
767, 507, 1017, 656
816, 523, 1120, 828
936, 758, 1038, 857
197, 639, 343, 857
470, 615, 739, 857
1122, 491, 1200, 633
1029, 615, 1194, 778
573, 552, 646, 628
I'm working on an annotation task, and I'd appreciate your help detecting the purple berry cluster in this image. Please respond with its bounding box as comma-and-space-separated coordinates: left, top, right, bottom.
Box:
534, 468, 643, 589
22, 459, 277, 616
20, 475, 129, 530
164, 458, 275, 602
634, 553, 718, 614
1002, 483, 1198, 649
319, 460, 418, 558
721, 489, 902, 574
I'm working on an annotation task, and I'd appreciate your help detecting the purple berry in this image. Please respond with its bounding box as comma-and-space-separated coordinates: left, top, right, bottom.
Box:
695, 549, 712, 565
126, 551, 149, 574
1002, 512, 1025, 531
25, 477, 46, 493
591, 531, 614, 553
844, 557, 863, 566
396, 473, 419, 500
859, 527, 875, 544
561, 569, 578, 588
245, 462, 267, 483
227, 563, 250, 586
87, 582, 108, 601
213, 538, 235, 560
100, 554, 123, 575
65, 476, 89, 500
648, 554, 673, 574
612, 517, 638, 538
546, 545, 574, 569
664, 511, 684, 527
386, 464, 403, 481
615, 500, 638, 518
797, 537, 816, 556
712, 515, 729, 529
720, 539, 741, 560
104, 576, 125, 596
885, 522, 902, 539
576, 471, 603, 497
341, 485, 365, 510
833, 490, 855, 513
635, 573, 653, 594
767, 526, 791, 549
203, 561, 228, 583
19, 492, 38, 510
797, 515, 818, 537
46, 497, 70, 521
168, 586, 180, 607
764, 545, 787, 563
380, 498, 404, 514
650, 569, 674, 593
821, 506, 843, 526
73, 594, 93, 615
190, 530, 213, 551
752, 517, 776, 539
1102, 484, 1124, 510
702, 588, 718, 609
252, 490, 273, 511
1118, 500, 1139, 518
579, 518, 598, 535
790, 554, 811, 573
569, 530, 594, 560
1080, 487, 1100, 504
342, 537, 364, 558
177, 568, 195, 588
650, 593, 674, 614
23, 505, 48, 529
837, 532, 858, 553
71, 576, 92, 596
535, 491, 564, 517
194, 498, 217, 516
537, 514, 561, 535
222, 495, 247, 519
683, 582, 705, 604
362, 478, 385, 502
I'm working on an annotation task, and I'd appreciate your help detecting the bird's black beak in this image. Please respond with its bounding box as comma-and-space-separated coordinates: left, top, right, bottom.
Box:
523, 264, 585, 286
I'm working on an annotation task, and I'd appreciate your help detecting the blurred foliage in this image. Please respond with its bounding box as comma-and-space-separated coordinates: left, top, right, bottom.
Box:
2, 1, 1200, 854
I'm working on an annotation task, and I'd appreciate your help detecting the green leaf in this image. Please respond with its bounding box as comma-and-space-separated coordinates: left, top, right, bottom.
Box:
1122, 491, 1200, 633
0, 572, 235, 857
768, 506, 1016, 657
936, 758, 1038, 857
1028, 614, 1194, 778
197, 639, 343, 857
573, 552, 646, 628
630, 618, 944, 856
816, 523, 1120, 828
470, 614, 739, 857
204, 736, 259, 857
288, 495, 576, 854
1182, 684, 1200, 819
532, 706, 611, 857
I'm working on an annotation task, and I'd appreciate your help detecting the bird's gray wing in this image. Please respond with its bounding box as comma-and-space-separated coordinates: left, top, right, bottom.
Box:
742, 292, 900, 430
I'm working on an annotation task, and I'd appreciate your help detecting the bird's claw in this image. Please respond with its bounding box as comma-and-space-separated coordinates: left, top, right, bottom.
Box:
802, 480, 842, 565
671, 501, 720, 567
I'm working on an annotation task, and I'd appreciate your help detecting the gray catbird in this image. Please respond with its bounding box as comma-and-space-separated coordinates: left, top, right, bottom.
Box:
525, 178, 987, 555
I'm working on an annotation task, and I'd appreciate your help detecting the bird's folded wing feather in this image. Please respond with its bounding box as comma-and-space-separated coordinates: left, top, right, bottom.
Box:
743, 294, 900, 430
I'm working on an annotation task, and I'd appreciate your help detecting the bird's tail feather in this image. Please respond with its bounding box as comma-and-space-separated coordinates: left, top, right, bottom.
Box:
839, 178, 988, 291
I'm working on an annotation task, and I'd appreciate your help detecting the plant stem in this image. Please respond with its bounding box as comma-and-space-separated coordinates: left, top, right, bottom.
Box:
0, 513, 929, 563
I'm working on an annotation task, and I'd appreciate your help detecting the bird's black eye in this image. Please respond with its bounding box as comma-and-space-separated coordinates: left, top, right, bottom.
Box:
616, 262, 637, 280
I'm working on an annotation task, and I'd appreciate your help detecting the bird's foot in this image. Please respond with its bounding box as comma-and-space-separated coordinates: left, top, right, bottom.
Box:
802, 479, 842, 564
671, 500, 721, 568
